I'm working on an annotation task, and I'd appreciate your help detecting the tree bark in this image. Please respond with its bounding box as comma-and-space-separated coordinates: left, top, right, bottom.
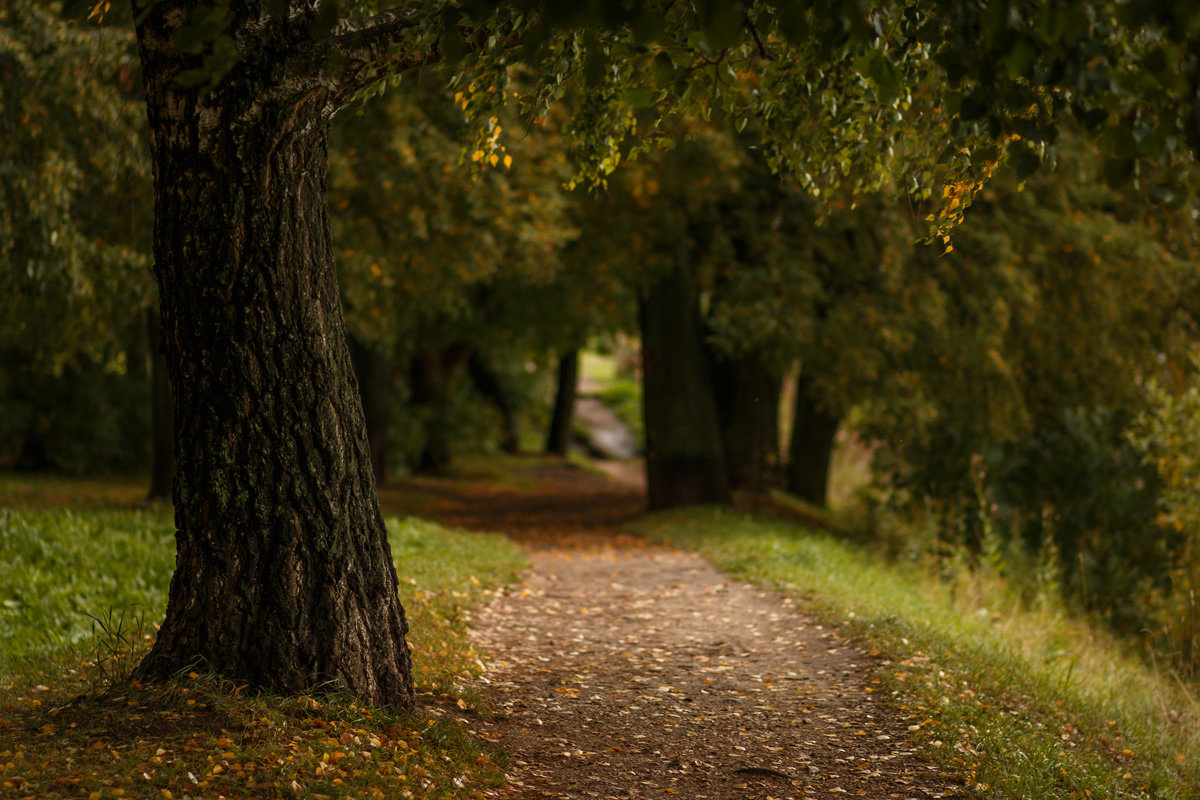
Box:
131, 2, 414, 707
147, 303, 174, 502
545, 350, 579, 456
640, 264, 731, 510
787, 374, 840, 508
349, 337, 395, 484
713, 354, 781, 492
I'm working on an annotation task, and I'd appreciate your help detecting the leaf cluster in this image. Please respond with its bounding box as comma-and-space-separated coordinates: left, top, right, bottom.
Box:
0, 0, 152, 368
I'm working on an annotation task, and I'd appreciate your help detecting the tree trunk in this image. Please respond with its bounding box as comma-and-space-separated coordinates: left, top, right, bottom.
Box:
640, 265, 731, 510
467, 351, 519, 454
713, 354, 781, 492
147, 303, 174, 502
545, 350, 579, 456
410, 343, 471, 474
131, 4, 413, 707
787, 374, 840, 508
349, 337, 395, 484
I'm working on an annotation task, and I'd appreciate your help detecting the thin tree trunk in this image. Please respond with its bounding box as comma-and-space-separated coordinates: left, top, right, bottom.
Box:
410, 343, 471, 474
640, 264, 731, 510
147, 303, 174, 502
350, 337, 395, 484
545, 350, 579, 456
787, 374, 840, 508
467, 351, 519, 454
713, 354, 781, 492
131, 3, 413, 707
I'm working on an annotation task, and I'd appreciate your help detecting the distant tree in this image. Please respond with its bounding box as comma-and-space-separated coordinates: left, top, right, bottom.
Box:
329, 79, 574, 476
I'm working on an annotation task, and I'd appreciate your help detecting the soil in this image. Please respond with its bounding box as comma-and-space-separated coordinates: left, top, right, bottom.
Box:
422, 462, 963, 800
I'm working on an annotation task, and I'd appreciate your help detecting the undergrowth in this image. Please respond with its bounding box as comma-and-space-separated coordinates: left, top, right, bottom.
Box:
636, 507, 1200, 800
0, 509, 527, 799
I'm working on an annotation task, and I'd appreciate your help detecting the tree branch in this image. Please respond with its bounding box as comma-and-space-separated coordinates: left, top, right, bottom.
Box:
328, 5, 430, 69
322, 5, 524, 104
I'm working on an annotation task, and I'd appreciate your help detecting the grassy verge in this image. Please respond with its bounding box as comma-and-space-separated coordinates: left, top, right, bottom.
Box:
1, 510, 526, 799
635, 507, 1200, 800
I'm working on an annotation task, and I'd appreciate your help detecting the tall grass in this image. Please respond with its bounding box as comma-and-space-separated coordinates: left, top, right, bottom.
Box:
636, 507, 1200, 800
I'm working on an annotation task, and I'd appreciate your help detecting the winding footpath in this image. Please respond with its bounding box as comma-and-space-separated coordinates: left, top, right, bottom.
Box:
424, 464, 963, 800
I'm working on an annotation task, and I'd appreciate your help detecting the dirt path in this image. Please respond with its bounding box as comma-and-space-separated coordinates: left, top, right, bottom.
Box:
424, 464, 962, 800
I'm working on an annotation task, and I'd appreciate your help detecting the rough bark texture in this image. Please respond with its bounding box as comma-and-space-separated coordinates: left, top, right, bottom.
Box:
349, 337, 395, 484
713, 354, 781, 492
147, 304, 174, 502
787, 374, 840, 508
640, 265, 731, 510
545, 350, 579, 456
132, 1, 413, 707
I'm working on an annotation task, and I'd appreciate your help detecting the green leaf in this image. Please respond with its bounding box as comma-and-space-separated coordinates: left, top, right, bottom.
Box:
865, 50, 902, 105
651, 51, 675, 84
621, 87, 657, 108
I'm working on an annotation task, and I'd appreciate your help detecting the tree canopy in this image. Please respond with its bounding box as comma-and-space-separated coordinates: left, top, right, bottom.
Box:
32, 0, 1200, 706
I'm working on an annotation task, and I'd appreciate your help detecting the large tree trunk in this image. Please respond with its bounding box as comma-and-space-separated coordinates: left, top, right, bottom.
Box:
640, 264, 731, 510
787, 374, 840, 508
349, 337, 395, 484
713, 354, 781, 492
131, 3, 413, 707
147, 303, 174, 502
545, 350, 579, 456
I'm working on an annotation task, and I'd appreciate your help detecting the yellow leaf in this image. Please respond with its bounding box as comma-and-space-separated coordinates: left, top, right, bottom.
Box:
503, 154, 513, 169
471, 150, 485, 163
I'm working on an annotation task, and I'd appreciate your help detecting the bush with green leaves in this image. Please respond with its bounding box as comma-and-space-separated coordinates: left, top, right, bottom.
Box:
1129, 370, 1200, 674
0, 348, 151, 473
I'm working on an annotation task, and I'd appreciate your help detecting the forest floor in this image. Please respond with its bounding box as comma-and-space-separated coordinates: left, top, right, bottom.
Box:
415, 461, 965, 800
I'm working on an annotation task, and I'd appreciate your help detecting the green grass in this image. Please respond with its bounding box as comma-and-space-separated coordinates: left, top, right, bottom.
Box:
635, 507, 1200, 800
0, 509, 175, 675
392, 517, 527, 699
0, 507, 527, 799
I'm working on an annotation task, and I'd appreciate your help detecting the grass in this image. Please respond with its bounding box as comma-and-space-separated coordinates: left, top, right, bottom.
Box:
635, 507, 1200, 800
0, 509, 175, 676
0, 506, 527, 800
